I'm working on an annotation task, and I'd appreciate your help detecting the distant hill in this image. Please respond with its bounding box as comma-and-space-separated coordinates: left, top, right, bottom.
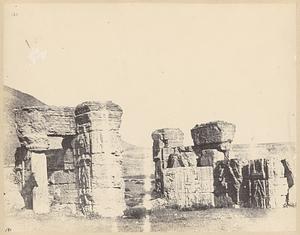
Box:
3, 86, 47, 109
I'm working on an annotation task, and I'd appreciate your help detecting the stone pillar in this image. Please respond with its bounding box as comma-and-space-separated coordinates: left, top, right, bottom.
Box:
74, 101, 125, 217
191, 121, 240, 206
31, 151, 50, 214
14, 108, 50, 214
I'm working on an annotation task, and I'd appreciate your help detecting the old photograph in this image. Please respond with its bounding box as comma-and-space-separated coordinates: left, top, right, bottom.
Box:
2, 2, 297, 233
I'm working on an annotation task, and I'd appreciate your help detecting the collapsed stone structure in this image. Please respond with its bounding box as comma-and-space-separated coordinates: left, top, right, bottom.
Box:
14, 101, 125, 216
152, 121, 291, 209
12, 100, 294, 216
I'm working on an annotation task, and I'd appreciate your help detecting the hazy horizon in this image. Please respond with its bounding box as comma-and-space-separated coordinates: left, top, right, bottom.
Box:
3, 3, 296, 147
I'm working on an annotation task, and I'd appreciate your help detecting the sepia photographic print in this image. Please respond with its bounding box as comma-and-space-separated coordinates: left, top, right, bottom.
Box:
1, 1, 298, 233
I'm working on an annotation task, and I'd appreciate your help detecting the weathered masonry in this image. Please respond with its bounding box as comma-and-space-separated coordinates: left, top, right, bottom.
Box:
13, 103, 294, 215
14, 101, 125, 216
152, 121, 291, 209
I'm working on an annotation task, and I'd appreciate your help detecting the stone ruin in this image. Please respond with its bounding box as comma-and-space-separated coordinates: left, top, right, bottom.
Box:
151, 121, 293, 209
12, 101, 295, 217
14, 101, 125, 216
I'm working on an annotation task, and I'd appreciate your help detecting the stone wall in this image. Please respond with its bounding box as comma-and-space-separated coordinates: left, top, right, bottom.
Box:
163, 167, 214, 209
151, 125, 225, 208
152, 121, 292, 209
46, 147, 77, 212
240, 158, 288, 208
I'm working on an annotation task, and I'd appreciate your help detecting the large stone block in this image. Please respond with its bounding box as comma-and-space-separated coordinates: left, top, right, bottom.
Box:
191, 121, 236, 146
14, 106, 76, 141
162, 167, 214, 208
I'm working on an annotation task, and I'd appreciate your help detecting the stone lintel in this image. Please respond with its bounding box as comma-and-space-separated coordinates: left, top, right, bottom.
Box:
14, 106, 76, 150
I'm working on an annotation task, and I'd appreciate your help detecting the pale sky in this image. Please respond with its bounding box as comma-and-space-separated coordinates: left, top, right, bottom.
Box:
3, 3, 296, 147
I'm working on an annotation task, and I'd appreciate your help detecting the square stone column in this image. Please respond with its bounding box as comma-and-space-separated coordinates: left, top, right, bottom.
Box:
14, 107, 51, 214
31, 151, 50, 214
74, 101, 125, 217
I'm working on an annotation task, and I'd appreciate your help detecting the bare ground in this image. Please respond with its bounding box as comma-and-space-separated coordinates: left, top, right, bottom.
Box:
3, 207, 296, 233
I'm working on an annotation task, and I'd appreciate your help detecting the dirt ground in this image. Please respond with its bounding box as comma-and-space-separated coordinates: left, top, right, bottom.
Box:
3, 207, 296, 233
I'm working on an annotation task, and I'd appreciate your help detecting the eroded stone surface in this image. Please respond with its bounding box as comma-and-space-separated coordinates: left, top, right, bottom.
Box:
14, 106, 76, 150
73, 101, 125, 217
14, 108, 49, 150
156, 147, 198, 169
14, 101, 126, 217
163, 167, 214, 208
198, 149, 225, 167
151, 121, 242, 209
75, 101, 122, 130
3, 167, 25, 213
191, 121, 236, 146
48, 170, 76, 185
152, 128, 184, 160
31, 152, 50, 214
